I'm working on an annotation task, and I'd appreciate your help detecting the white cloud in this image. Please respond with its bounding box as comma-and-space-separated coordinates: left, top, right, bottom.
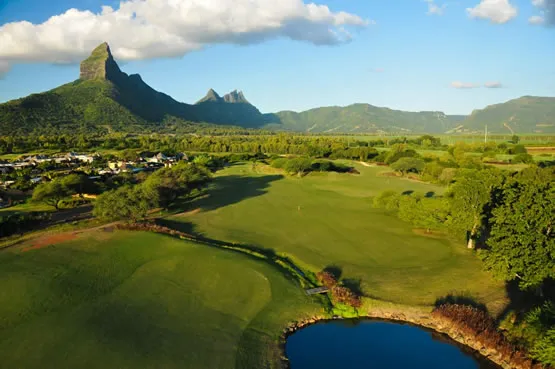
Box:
529, 15, 545, 24
466, 0, 518, 24
0, 61, 9, 78
484, 81, 503, 88
0, 0, 369, 72
530, 0, 555, 26
451, 81, 480, 89
372, 68, 385, 73
424, 0, 447, 15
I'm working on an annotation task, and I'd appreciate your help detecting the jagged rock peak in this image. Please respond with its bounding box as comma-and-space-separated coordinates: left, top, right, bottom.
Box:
196, 88, 223, 104
80, 42, 123, 81
223, 90, 249, 104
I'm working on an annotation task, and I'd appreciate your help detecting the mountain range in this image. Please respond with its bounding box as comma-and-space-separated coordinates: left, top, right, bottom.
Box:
0, 42, 554, 135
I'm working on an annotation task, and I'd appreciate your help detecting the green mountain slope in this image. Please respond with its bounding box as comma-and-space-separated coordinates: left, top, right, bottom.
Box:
458, 96, 555, 134
268, 104, 464, 133
0, 43, 268, 135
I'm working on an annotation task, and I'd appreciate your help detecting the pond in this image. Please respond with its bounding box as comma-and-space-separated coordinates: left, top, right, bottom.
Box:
285, 320, 500, 369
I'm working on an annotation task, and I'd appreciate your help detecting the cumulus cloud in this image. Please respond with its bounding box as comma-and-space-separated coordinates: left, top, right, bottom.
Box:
466, 0, 518, 24
529, 0, 555, 26
0, 0, 369, 72
484, 81, 503, 88
451, 81, 480, 89
424, 0, 447, 15
0, 61, 9, 78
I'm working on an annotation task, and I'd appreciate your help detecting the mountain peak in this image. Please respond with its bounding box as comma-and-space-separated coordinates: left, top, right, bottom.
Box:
80, 42, 123, 81
196, 88, 223, 103
223, 90, 250, 104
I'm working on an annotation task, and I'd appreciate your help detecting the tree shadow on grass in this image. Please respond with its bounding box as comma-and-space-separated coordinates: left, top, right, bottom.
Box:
342, 278, 364, 297
495, 279, 555, 323
188, 174, 284, 212
434, 293, 488, 313
322, 265, 342, 280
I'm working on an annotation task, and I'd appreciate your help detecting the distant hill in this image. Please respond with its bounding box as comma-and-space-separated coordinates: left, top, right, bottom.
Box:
267, 104, 465, 134
0, 43, 270, 135
0, 43, 553, 135
455, 96, 555, 134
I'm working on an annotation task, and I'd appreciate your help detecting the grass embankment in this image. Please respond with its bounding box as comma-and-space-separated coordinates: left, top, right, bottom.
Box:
172, 162, 506, 312
0, 231, 320, 369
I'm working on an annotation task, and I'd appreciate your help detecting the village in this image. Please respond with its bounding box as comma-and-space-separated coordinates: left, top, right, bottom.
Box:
0, 151, 189, 198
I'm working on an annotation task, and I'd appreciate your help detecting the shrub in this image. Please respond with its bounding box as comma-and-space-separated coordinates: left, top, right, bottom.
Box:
283, 157, 313, 175
432, 304, 537, 367
270, 158, 288, 169
512, 153, 534, 164
373, 190, 401, 211
316, 271, 338, 288
391, 157, 425, 174
331, 286, 362, 308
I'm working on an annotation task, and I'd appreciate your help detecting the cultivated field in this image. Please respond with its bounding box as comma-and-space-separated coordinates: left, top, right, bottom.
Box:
0, 231, 320, 369
174, 163, 506, 310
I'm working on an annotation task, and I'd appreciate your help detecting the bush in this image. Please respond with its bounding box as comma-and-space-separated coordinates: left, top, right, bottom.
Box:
391, 157, 425, 174
512, 153, 534, 164
331, 286, 362, 308
432, 304, 535, 367
270, 158, 288, 169
283, 157, 313, 175
316, 271, 338, 288
373, 190, 401, 211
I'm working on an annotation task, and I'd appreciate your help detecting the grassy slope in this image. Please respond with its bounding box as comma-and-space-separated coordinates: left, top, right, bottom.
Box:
178, 163, 505, 310
461, 96, 555, 134
0, 231, 320, 369
272, 105, 461, 133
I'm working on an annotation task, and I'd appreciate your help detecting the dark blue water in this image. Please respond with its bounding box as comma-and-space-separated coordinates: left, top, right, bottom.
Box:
285, 320, 500, 369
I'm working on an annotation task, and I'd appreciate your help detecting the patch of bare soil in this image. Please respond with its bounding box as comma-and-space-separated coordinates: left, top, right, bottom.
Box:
22, 233, 77, 252
174, 208, 202, 217
412, 228, 445, 238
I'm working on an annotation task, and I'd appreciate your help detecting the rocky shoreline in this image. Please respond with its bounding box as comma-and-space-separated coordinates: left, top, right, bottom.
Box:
279, 308, 547, 369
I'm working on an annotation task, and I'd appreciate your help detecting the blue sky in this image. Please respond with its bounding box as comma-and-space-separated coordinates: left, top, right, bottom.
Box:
0, 0, 554, 115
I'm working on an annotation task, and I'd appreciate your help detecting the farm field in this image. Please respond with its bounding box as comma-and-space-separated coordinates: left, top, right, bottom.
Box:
174, 163, 506, 311
0, 231, 320, 369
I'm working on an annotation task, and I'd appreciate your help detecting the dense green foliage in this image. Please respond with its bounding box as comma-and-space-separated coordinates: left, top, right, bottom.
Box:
0, 212, 51, 237
93, 162, 211, 221
480, 167, 554, 289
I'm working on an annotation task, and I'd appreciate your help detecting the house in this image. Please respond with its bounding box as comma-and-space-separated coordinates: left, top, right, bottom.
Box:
176, 152, 189, 161
23, 155, 50, 163
147, 152, 168, 163
0, 165, 14, 175
65, 152, 96, 163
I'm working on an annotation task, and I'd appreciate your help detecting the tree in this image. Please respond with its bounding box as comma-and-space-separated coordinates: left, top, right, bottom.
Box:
32, 181, 71, 210
479, 167, 554, 289
93, 184, 159, 222
144, 163, 211, 208
391, 157, 425, 174
511, 135, 520, 144
446, 168, 505, 249
283, 157, 313, 175
60, 174, 95, 197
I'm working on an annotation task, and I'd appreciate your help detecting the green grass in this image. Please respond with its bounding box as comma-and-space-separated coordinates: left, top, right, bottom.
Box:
0, 231, 320, 368
174, 162, 505, 310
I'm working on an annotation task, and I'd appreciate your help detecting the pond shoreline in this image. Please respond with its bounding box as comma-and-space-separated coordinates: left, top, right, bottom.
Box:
279, 309, 542, 369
